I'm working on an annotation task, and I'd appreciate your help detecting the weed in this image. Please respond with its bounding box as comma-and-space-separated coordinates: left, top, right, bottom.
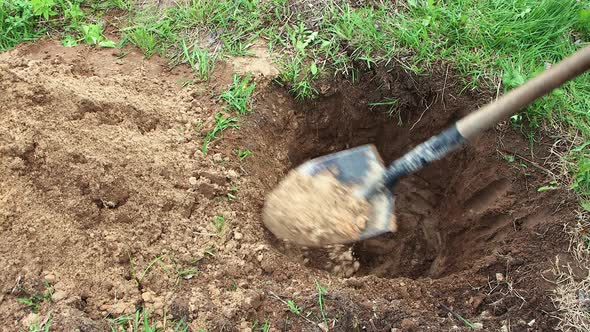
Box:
109, 308, 190, 332
277, 56, 318, 100
17, 282, 53, 313
227, 186, 238, 201
127, 26, 158, 57
220, 74, 256, 114
538, 181, 559, 192
235, 148, 253, 161
201, 113, 239, 154
286, 299, 301, 315
441, 303, 476, 330
27, 313, 51, 332
227, 278, 238, 291
252, 319, 271, 332
80, 23, 116, 47
203, 245, 217, 258
180, 38, 215, 80
290, 80, 317, 101
1, 0, 45, 50
369, 97, 400, 123
61, 34, 78, 47
212, 215, 225, 233
30, 0, 56, 19
316, 281, 328, 326
137, 255, 164, 283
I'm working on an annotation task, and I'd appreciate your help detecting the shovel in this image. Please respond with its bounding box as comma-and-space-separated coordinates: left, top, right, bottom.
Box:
266, 46, 590, 246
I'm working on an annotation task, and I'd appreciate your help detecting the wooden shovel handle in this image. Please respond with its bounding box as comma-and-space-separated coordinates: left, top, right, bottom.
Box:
456, 45, 590, 140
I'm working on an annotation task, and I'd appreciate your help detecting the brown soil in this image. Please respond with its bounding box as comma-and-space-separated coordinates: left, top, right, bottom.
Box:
263, 170, 369, 247
0, 40, 577, 331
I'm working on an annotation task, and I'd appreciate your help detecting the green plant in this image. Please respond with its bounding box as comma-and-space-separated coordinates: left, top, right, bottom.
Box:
220, 74, 256, 114
128, 26, 158, 57
176, 267, 198, 279
538, 180, 559, 192
80, 23, 116, 47
227, 186, 238, 201
252, 319, 271, 332
181, 38, 215, 80
1, 0, 43, 50
368, 97, 402, 125
109, 309, 157, 332
316, 280, 328, 326
235, 148, 253, 161
135, 255, 164, 283
28, 313, 51, 332
286, 299, 301, 314
201, 113, 239, 154
17, 282, 53, 313
30, 0, 56, 19
212, 215, 225, 233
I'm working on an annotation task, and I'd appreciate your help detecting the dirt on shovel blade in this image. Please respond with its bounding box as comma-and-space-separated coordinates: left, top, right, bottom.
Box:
263, 170, 369, 246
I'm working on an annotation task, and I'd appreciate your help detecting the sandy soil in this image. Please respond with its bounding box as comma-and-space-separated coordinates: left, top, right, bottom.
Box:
263, 170, 369, 246
0, 40, 579, 331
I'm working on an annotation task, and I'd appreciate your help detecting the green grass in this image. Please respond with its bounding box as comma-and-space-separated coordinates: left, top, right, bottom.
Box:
212, 215, 225, 233
201, 113, 239, 154
316, 281, 328, 327
180, 38, 215, 80
17, 282, 53, 313
0, 0, 122, 51
286, 299, 301, 315
220, 74, 256, 114
109, 308, 189, 332
235, 148, 252, 161
28, 314, 51, 332
368, 98, 401, 123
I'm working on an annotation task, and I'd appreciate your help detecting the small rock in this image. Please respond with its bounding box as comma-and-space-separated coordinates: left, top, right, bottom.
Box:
473, 322, 483, 330
21, 313, 39, 328
496, 273, 504, 282
400, 318, 417, 329
142, 291, 155, 303
234, 231, 243, 240
110, 302, 132, 315
244, 293, 262, 309
227, 169, 240, 179
256, 253, 263, 262
344, 268, 355, 277
318, 322, 328, 332
353, 261, 360, 271
44, 273, 56, 283
212, 153, 223, 162
188, 177, 198, 186
153, 298, 164, 310
51, 289, 68, 302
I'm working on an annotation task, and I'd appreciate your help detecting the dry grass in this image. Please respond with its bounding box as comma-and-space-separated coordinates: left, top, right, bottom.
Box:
551, 211, 590, 331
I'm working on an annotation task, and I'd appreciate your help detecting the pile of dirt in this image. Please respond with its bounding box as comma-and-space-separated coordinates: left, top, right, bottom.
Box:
0, 39, 577, 331
263, 170, 369, 246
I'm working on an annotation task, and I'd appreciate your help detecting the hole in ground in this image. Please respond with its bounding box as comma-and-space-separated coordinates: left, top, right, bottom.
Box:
250, 66, 525, 279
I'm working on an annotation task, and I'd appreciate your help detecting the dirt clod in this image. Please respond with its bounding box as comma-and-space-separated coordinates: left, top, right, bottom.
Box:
263, 170, 369, 246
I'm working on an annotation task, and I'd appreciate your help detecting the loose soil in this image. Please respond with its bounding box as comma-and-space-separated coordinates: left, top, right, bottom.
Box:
0, 40, 578, 331
263, 170, 370, 247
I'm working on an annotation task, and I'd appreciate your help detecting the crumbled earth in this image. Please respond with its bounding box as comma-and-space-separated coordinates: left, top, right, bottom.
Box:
263, 170, 370, 247
0, 40, 578, 331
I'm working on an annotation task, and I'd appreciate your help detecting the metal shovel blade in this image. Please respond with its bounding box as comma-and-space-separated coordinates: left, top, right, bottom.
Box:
296, 144, 395, 242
